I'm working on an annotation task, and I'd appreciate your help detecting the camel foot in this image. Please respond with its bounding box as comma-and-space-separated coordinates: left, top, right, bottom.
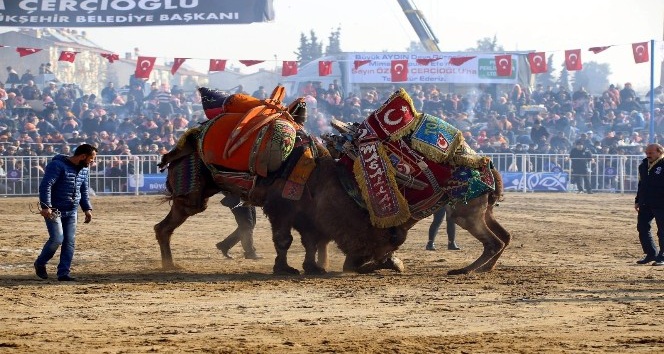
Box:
273, 264, 301, 275
303, 262, 327, 275
380, 255, 404, 273
447, 268, 471, 276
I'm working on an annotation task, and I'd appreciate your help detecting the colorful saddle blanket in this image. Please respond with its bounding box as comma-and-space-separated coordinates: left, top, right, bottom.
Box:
336, 89, 496, 228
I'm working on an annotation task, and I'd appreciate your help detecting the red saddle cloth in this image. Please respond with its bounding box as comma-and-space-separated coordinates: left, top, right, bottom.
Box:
199, 111, 296, 177
197, 85, 297, 177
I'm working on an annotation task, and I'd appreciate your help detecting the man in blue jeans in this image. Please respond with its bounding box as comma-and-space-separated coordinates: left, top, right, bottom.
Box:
34, 144, 97, 281
635, 143, 664, 266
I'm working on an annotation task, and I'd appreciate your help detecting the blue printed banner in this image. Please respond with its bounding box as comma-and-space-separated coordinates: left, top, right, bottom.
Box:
502, 172, 569, 192
127, 174, 167, 193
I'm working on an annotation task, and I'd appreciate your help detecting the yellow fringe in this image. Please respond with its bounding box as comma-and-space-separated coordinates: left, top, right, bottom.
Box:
352, 143, 411, 228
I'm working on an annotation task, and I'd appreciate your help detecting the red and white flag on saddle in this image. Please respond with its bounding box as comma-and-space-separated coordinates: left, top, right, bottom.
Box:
527, 52, 547, 74
58, 51, 78, 63
632, 42, 649, 64
100, 53, 119, 63
209, 59, 227, 72
319, 61, 333, 76
134, 56, 156, 79
171, 58, 188, 75
390, 60, 408, 82
16, 47, 42, 57
282, 61, 298, 76
494, 54, 512, 76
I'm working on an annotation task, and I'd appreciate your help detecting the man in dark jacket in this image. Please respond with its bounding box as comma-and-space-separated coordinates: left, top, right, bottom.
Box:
34, 144, 97, 281
569, 140, 594, 194
634, 143, 664, 266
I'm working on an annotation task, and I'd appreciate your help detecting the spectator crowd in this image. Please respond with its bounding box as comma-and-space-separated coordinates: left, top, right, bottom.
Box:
1, 64, 664, 194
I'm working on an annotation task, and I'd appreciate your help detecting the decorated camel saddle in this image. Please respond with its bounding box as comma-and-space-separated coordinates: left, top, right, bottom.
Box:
325, 88, 496, 228
162, 85, 318, 201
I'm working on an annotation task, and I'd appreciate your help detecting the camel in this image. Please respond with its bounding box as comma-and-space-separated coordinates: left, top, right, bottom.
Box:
154, 129, 508, 275
154, 132, 407, 275
154, 86, 510, 276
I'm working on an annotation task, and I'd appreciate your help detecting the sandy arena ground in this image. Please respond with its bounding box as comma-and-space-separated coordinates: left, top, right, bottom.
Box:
1, 192, 663, 353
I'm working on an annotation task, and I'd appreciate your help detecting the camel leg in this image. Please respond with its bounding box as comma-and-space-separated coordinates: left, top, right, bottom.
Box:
291, 218, 326, 275
271, 229, 299, 275
154, 197, 207, 270
475, 207, 511, 272
300, 230, 326, 275
263, 198, 300, 275
448, 198, 505, 275
316, 240, 329, 270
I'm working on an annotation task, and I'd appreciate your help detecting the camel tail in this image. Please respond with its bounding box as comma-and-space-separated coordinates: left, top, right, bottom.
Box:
489, 167, 504, 206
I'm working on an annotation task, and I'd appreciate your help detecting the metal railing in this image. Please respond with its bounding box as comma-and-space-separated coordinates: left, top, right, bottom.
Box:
0, 154, 164, 197
0, 152, 644, 197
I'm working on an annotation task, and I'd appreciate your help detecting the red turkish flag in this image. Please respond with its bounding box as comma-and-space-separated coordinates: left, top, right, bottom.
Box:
416, 58, 442, 65
282, 61, 298, 76
632, 42, 649, 64
564, 49, 582, 71
239, 60, 264, 67
209, 59, 227, 72
58, 51, 78, 63
134, 56, 156, 79
171, 58, 188, 75
318, 61, 332, 76
16, 47, 42, 57
494, 54, 512, 76
354, 60, 371, 70
588, 46, 611, 54
101, 53, 119, 63
390, 60, 408, 82
448, 56, 476, 66
527, 52, 547, 74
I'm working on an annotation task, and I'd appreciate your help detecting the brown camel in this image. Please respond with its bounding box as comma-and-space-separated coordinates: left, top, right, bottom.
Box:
153, 133, 407, 275
154, 129, 508, 275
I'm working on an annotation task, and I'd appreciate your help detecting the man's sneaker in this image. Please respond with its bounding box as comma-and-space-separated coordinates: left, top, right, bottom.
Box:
34, 262, 48, 279
57, 275, 77, 281
216, 242, 233, 259
652, 260, 664, 266
636, 255, 656, 264
425, 242, 436, 251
